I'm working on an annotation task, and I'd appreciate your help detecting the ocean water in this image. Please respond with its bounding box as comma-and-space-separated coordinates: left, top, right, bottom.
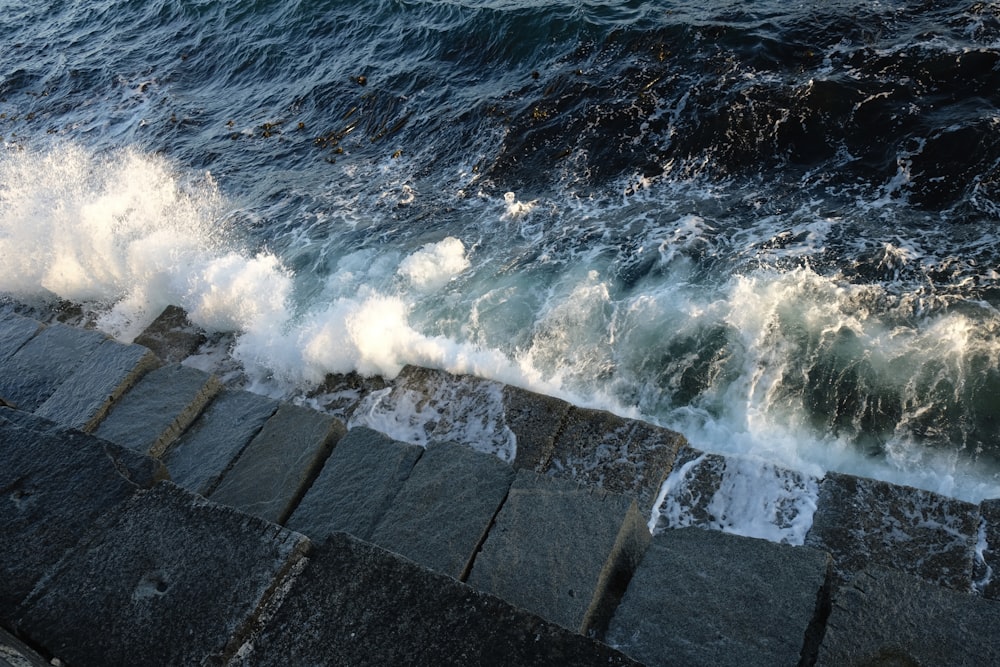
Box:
3, 0, 1000, 504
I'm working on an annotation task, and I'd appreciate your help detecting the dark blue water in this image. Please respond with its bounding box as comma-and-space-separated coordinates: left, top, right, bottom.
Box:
3, 0, 1000, 500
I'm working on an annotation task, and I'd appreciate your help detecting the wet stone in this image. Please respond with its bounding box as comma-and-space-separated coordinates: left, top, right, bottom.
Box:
34, 338, 160, 432
350, 365, 517, 462
0, 312, 42, 364
804, 471, 979, 590
286, 426, 423, 541
163, 389, 279, 497
654, 446, 820, 545
15, 482, 310, 667
467, 470, 650, 636
369, 440, 516, 580
93, 363, 221, 457
133, 304, 207, 363
0, 408, 167, 620
817, 566, 1000, 666
0, 322, 106, 411
306, 371, 389, 420
976, 498, 1000, 599
502, 384, 571, 472
230, 533, 640, 667
545, 406, 686, 516
209, 403, 345, 525
0, 626, 50, 667
606, 527, 832, 667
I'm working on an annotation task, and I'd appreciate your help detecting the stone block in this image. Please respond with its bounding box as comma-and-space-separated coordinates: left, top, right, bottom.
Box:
286, 426, 423, 541
805, 471, 979, 589
209, 403, 345, 525
467, 470, 650, 635
654, 446, 820, 545
606, 527, 832, 667
163, 389, 279, 496
34, 338, 160, 432
0, 626, 50, 667
306, 371, 389, 420
545, 406, 686, 516
0, 313, 42, 363
133, 304, 207, 363
369, 440, 515, 579
817, 566, 1000, 666
230, 533, 640, 667
502, 384, 571, 471
92, 363, 221, 457
0, 409, 166, 620
350, 365, 517, 462
0, 322, 106, 410
15, 482, 310, 667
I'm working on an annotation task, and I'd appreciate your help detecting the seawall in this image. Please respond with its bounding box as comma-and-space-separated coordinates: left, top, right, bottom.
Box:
1, 304, 1000, 666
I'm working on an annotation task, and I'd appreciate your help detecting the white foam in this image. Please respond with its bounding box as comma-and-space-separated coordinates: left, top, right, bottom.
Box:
397, 236, 470, 291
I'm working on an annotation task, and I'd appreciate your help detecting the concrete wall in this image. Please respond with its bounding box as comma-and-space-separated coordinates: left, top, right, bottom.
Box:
2, 305, 1000, 666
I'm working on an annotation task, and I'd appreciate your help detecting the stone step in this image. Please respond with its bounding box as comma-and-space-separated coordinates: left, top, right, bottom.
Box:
12, 482, 309, 667
0, 626, 49, 667
606, 527, 832, 667
163, 388, 280, 497
285, 426, 423, 542
467, 469, 650, 636
367, 439, 516, 580
228, 532, 641, 667
208, 402, 345, 525
92, 362, 222, 457
34, 337, 160, 432
0, 312, 43, 364
0, 408, 167, 621
0, 322, 107, 411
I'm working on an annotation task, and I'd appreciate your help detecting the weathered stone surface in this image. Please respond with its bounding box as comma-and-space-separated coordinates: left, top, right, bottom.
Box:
817, 566, 1000, 666
545, 406, 686, 516
502, 384, 571, 471
15, 482, 310, 667
133, 304, 207, 363
0, 313, 42, 363
805, 471, 979, 590
369, 440, 515, 579
654, 446, 820, 545
209, 403, 345, 525
92, 363, 221, 457
350, 365, 517, 462
976, 498, 1000, 599
286, 426, 423, 541
607, 527, 832, 667
163, 389, 279, 497
231, 533, 641, 667
0, 322, 106, 411
468, 470, 650, 635
34, 338, 160, 432
306, 371, 389, 420
0, 626, 50, 667
0, 408, 167, 620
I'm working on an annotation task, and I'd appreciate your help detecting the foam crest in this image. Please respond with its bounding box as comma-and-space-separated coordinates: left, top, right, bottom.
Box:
397, 237, 470, 292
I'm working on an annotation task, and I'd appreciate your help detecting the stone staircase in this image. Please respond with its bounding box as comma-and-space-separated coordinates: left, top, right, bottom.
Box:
1, 305, 1000, 666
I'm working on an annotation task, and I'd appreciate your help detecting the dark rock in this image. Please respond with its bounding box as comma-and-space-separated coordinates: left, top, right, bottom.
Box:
133, 305, 208, 363
307, 371, 388, 420
163, 389, 279, 496
369, 440, 515, 580
654, 446, 820, 545
545, 406, 686, 516
976, 498, 1000, 599
209, 403, 345, 525
467, 470, 650, 635
0, 322, 106, 410
286, 426, 423, 541
805, 471, 979, 590
34, 338, 160, 432
230, 533, 641, 667
0, 626, 50, 667
15, 482, 310, 667
502, 384, 571, 471
92, 363, 221, 457
817, 566, 1000, 666
606, 527, 832, 667
0, 312, 42, 363
0, 409, 166, 620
